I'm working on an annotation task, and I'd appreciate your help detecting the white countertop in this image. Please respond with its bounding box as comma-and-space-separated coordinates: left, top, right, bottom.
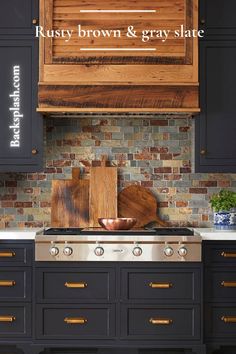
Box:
0, 227, 236, 241
0, 228, 43, 240
194, 228, 236, 240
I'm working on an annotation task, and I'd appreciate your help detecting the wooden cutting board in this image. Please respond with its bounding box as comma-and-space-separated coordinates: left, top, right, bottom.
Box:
89, 155, 117, 227
118, 185, 168, 228
51, 168, 89, 228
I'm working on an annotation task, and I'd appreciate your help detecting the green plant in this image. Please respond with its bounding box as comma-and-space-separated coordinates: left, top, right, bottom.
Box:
210, 189, 236, 212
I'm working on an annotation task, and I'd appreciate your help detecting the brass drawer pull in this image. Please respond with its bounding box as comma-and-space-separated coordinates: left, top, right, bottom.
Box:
0, 280, 15, 287
149, 282, 172, 289
221, 316, 236, 323
149, 318, 173, 325
221, 252, 236, 258
221, 281, 236, 288
64, 317, 87, 324
64, 282, 87, 288
0, 316, 15, 323
0, 251, 15, 258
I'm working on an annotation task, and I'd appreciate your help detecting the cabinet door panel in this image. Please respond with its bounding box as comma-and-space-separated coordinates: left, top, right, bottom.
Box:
36, 267, 115, 302
206, 305, 236, 339
0, 268, 31, 302
122, 268, 200, 303
0, 304, 31, 337
195, 41, 236, 172
0, 39, 43, 172
0, 243, 32, 266
36, 304, 116, 339
203, 242, 236, 266
200, 0, 236, 36
121, 304, 201, 341
0, 0, 38, 35
205, 269, 236, 302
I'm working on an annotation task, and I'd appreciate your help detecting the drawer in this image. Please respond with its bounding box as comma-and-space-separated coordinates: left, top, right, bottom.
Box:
122, 268, 201, 302
205, 269, 236, 301
0, 268, 31, 301
204, 242, 236, 265
121, 305, 200, 340
0, 303, 31, 337
36, 267, 115, 302
206, 305, 236, 339
36, 305, 115, 339
0, 243, 32, 266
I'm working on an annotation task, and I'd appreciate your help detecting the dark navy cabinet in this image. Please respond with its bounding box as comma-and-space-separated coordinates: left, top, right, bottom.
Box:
0, 1, 43, 172
0, 241, 33, 344
199, 0, 236, 37
195, 1, 236, 173
204, 241, 236, 354
0, 0, 38, 36
32, 262, 204, 354
0, 242, 204, 354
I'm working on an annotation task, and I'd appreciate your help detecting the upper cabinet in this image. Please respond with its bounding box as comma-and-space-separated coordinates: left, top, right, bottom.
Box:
195, 0, 236, 173
38, 0, 200, 113
0, 1, 43, 172
199, 0, 236, 37
0, 0, 38, 35
195, 40, 236, 173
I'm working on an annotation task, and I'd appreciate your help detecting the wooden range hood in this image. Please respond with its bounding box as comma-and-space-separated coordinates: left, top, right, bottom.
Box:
37, 0, 199, 114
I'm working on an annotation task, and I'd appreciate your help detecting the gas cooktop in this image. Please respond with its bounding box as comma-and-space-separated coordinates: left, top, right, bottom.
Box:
43, 227, 194, 236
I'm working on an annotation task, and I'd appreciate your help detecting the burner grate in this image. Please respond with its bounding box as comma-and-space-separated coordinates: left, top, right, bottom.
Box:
44, 228, 83, 235
152, 228, 194, 236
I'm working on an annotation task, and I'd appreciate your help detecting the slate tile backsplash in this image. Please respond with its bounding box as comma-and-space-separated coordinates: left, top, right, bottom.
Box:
0, 115, 235, 228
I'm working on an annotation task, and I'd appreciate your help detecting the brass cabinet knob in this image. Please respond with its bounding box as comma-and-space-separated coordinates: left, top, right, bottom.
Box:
200, 149, 206, 155
32, 19, 38, 25
200, 19, 206, 25
32, 148, 38, 155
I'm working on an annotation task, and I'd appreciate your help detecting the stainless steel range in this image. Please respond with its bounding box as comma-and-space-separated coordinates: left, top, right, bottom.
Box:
35, 227, 202, 262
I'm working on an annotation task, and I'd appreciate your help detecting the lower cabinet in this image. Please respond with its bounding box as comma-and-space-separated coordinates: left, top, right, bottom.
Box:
31, 263, 204, 353
0, 257, 205, 354
0, 240, 33, 354
204, 241, 236, 353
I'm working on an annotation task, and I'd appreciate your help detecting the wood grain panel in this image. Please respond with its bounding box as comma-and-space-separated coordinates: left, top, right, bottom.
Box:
118, 185, 167, 228
38, 85, 199, 110
38, 0, 199, 112
42, 64, 196, 83
89, 156, 117, 227
50, 0, 191, 64
51, 168, 89, 228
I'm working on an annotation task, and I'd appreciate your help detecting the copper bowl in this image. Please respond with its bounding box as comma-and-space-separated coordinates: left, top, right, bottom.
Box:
98, 218, 137, 230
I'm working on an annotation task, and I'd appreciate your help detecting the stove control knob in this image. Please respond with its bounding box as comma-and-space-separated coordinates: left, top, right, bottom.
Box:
63, 247, 73, 256
49, 246, 59, 257
164, 246, 174, 257
178, 247, 188, 257
133, 246, 143, 257
94, 246, 104, 257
